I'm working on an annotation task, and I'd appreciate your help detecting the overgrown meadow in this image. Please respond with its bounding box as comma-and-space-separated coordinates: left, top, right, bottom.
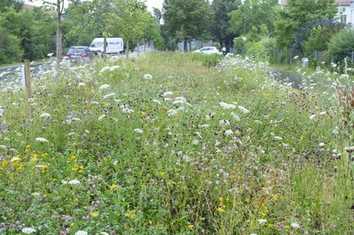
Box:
0, 53, 352, 234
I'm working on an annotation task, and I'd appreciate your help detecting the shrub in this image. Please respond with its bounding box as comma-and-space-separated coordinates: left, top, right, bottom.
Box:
190, 53, 223, 67
328, 28, 354, 63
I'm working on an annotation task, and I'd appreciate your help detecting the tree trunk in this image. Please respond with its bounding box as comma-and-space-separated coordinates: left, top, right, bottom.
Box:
126, 40, 129, 59
183, 39, 188, 52
103, 37, 107, 54
56, 0, 63, 65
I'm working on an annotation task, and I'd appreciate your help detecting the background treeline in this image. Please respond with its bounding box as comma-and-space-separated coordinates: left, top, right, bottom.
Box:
1, 0, 354, 66
0, 0, 163, 65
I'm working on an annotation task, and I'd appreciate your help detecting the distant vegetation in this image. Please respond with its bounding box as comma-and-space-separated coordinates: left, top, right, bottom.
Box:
1, 0, 354, 67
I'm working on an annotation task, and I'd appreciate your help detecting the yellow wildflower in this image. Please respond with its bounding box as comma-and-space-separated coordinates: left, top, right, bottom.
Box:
69, 155, 77, 162
216, 207, 225, 213
125, 210, 136, 220
36, 164, 49, 173
72, 164, 84, 173
109, 183, 119, 191
187, 224, 194, 230
90, 211, 99, 218
0, 160, 9, 169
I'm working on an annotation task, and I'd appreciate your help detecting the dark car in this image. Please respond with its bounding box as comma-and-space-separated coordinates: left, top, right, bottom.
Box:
65, 46, 93, 62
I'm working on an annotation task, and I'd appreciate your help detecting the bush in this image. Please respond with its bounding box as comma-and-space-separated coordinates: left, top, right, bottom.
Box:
0, 28, 23, 64
233, 36, 247, 54
328, 29, 354, 63
190, 53, 223, 67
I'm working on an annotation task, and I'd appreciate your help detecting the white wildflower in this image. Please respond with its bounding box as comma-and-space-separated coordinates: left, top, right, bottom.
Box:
219, 119, 230, 127
98, 115, 106, 121
167, 109, 178, 117
231, 112, 241, 121
273, 136, 283, 141
291, 222, 300, 229
199, 124, 210, 129
78, 82, 86, 87
238, 105, 250, 114
234, 76, 242, 82
257, 219, 267, 225
121, 104, 134, 114
319, 142, 325, 148
173, 97, 187, 106
98, 84, 110, 91
134, 128, 143, 134
152, 99, 161, 105
40, 112, 51, 119
143, 74, 153, 80
75, 231, 88, 235
0, 145, 7, 151
100, 65, 119, 74
68, 179, 81, 185
224, 129, 233, 137
103, 92, 116, 99
192, 139, 200, 145
21, 227, 36, 234
35, 137, 49, 143
309, 114, 316, 120
219, 102, 236, 110
162, 91, 173, 97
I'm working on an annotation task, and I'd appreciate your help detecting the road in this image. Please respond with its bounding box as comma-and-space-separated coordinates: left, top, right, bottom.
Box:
0, 61, 54, 89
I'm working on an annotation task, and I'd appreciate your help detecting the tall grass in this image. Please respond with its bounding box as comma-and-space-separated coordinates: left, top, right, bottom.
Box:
0, 52, 352, 234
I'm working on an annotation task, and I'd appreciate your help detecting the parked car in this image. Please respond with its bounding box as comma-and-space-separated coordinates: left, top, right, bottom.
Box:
89, 38, 124, 55
64, 46, 93, 62
193, 47, 222, 55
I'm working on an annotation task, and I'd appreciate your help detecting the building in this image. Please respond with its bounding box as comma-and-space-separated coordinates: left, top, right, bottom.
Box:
23, 0, 71, 9
279, 0, 354, 26
337, 0, 354, 25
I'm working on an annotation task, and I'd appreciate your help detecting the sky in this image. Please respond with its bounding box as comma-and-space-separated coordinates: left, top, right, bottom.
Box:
145, 0, 164, 12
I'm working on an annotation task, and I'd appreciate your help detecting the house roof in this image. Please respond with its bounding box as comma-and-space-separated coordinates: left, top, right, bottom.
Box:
336, 0, 352, 6
279, 0, 353, 6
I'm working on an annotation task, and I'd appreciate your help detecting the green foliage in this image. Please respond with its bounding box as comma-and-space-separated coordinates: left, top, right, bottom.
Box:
0, 27, 22, 64
233, 36, 247, 54
210, 0, 241, 49
247, 37, 277, 62
190, 53, 223, 67
0, 5, 55, 63
303, 25, 342, 65
163, 0, 211, 50
63, 1, 98, 47
328, 29, 354, 63
275, 0, 337, 50
229, 0, 278, 39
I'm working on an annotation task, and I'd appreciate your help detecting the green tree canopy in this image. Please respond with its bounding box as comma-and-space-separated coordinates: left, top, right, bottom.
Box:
163, 0, 211, 51
275, 0, 337, 49
210, 0, 241, 51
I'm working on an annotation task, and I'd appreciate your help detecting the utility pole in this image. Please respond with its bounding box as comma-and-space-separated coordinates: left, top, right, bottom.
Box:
44, 0, 65, 65
55, 0, 64, 64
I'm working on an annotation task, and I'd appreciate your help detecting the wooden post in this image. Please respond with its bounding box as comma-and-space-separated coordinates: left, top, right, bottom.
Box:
24, 60, 32, 119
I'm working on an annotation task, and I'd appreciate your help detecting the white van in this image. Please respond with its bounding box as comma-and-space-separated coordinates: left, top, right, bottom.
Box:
89, 38, 124, 54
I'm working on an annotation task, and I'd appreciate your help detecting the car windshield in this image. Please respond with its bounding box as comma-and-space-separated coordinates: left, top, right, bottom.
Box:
68, 48, 87, 54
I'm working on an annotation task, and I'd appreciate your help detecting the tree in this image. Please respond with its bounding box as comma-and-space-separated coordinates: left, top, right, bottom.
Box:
63, 1, 99, 47
229, 0, 278, 41
275, 0, 337, 51
163, 0, 211, 51
210, 0, 241, 51
105, 0, 154, 57
328, 29, 354, 63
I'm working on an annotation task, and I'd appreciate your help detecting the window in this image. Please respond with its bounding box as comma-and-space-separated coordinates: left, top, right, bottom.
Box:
341, 14, 347, 24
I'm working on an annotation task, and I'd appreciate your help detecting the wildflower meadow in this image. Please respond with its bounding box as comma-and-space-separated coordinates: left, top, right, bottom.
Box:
0, 53, 352, 234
